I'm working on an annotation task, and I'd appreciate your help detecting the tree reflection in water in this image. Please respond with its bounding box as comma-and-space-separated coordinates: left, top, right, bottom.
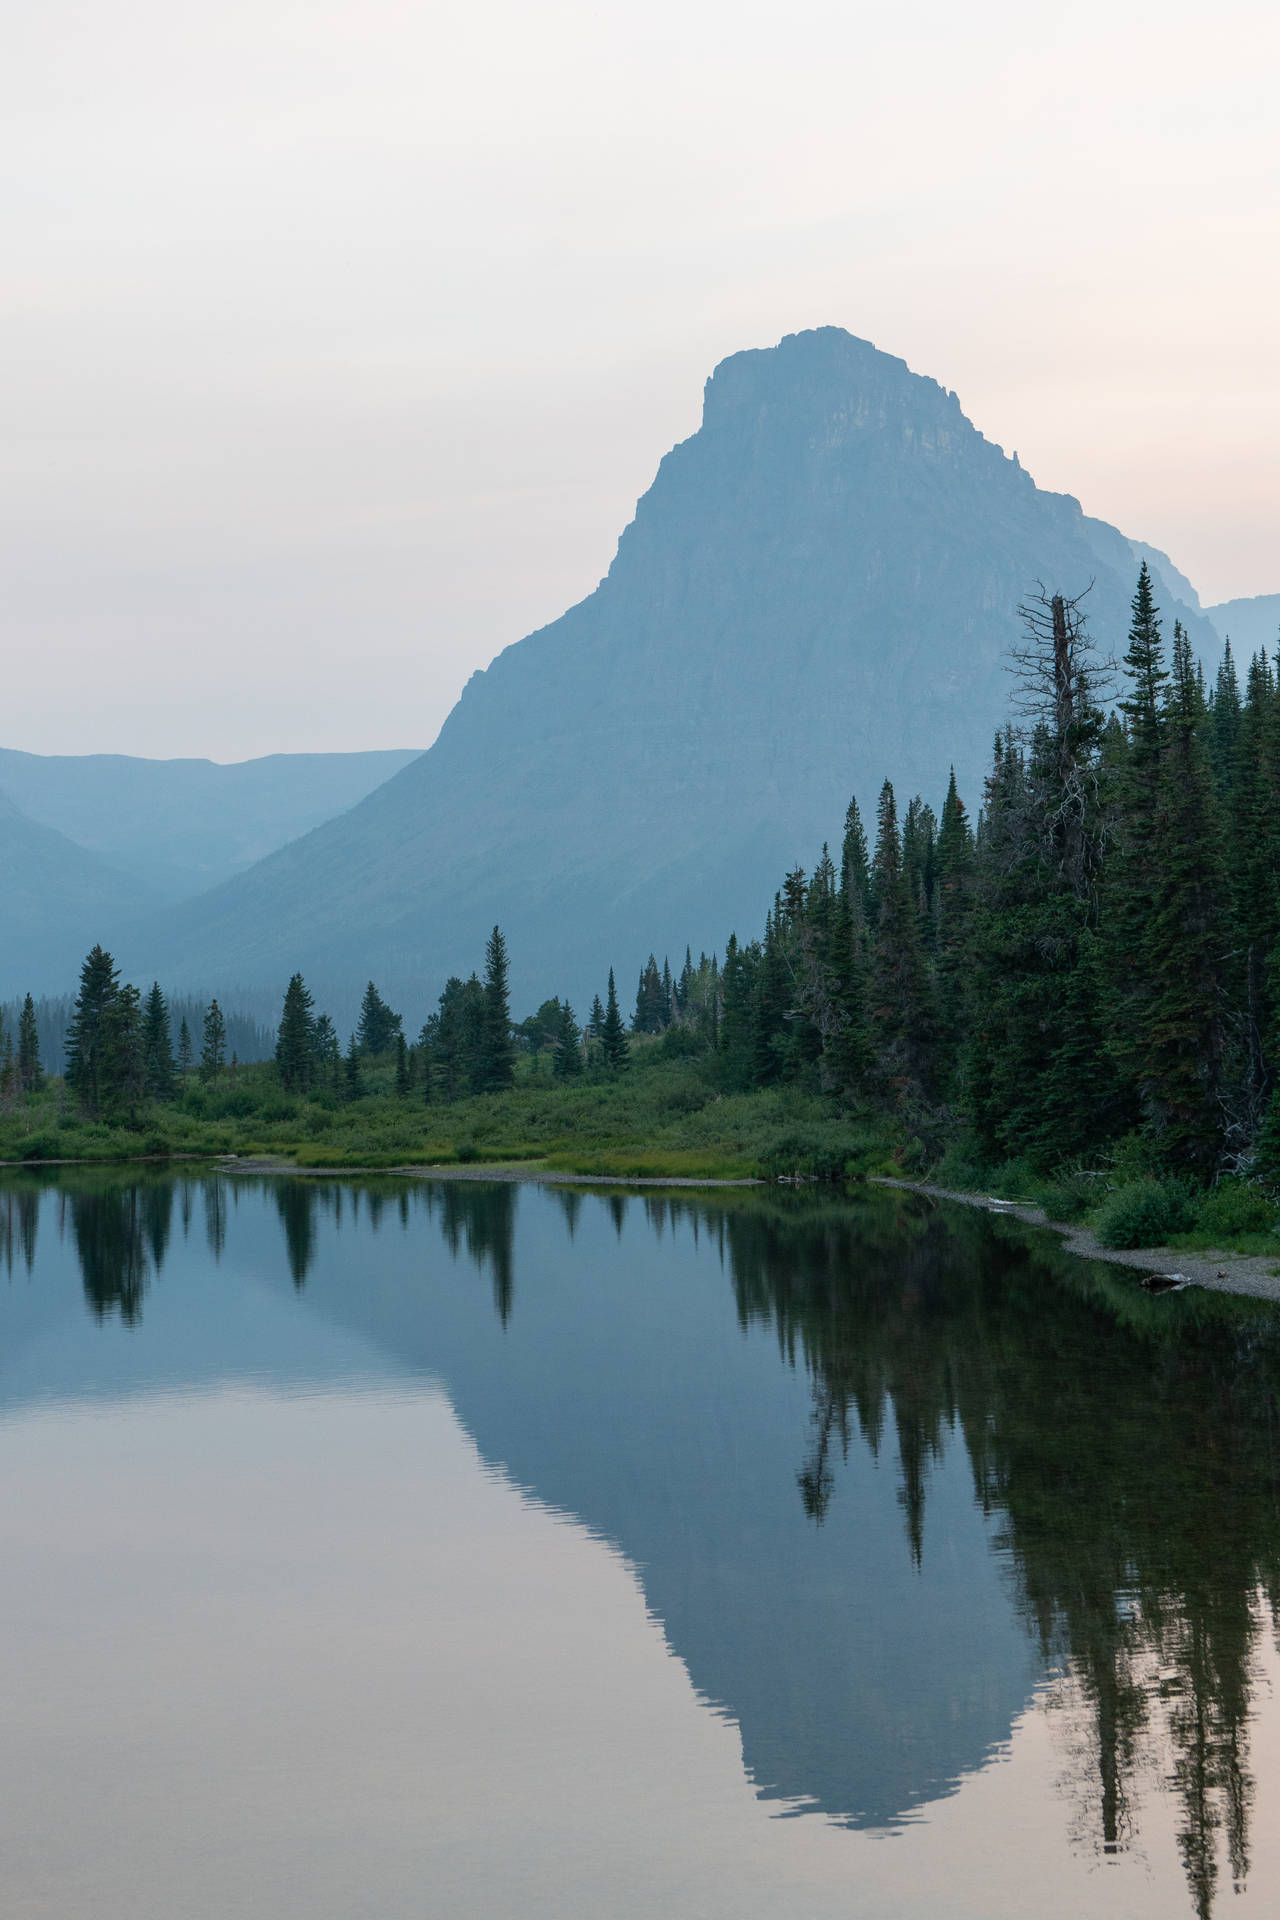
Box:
642, 1185, 1278, 1920
61, 1175, 175, 1324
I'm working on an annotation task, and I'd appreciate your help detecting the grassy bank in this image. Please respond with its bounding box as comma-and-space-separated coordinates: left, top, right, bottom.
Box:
0, 1043, 907, 1182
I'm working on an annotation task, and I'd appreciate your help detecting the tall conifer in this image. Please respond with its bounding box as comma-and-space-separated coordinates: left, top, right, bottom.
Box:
142, 982, 175, 1101
601, 969, 629, 1070
16, 994, 41, 1094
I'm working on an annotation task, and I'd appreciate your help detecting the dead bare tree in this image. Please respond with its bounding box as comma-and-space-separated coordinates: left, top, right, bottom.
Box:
1004, 583, 1116, 908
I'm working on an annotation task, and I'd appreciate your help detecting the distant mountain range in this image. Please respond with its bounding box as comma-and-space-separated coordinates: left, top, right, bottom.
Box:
1205, 593, 1280, 657
4, 327, 1276, 1018
0, 750, 418, 999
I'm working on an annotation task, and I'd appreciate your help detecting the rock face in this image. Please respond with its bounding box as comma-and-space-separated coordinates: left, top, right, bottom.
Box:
137, 327, 1215, 1017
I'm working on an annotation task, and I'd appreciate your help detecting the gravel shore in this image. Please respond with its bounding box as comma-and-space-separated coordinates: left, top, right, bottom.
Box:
870, 1175, 1280, 1305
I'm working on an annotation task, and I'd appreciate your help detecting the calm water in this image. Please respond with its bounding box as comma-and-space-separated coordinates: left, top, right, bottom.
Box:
3, 1173, 1280, 1918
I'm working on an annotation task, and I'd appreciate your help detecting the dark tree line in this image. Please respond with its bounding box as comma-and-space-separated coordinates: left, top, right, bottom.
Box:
658, 567, 1280, 1179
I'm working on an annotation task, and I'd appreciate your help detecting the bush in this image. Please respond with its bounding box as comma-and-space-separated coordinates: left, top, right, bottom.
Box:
759, 1126, 853, 1181
1036, 1170, 1098, 1223
16, 1131, 61, 1162
659, 1086, 711, 1117
1194, 1181, 1276, 1240
931, 1140, 994, 1193
1094, 1179, 1196, 1250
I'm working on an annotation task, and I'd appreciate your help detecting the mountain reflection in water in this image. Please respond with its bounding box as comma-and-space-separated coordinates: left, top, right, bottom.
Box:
2, 1170, 1279, 1919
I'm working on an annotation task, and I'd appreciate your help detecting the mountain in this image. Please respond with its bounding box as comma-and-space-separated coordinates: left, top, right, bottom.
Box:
1206, 594, 1280, 657
0, 747, 421, 902
0, 793, 161, 997
134, 327, 1219, 1016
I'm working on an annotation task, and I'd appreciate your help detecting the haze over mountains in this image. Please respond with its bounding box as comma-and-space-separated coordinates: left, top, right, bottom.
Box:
5, 327, 1276, 1017
0, 751, 418, 998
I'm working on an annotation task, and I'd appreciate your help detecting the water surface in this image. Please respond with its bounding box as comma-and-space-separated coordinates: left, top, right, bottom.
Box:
2, 1171, 1279, 1918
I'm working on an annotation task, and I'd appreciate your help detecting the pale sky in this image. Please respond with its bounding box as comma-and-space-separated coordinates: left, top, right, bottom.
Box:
4, 0, 1277, 760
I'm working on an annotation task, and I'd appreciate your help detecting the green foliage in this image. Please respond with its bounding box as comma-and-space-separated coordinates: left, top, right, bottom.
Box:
17, 994, 41, 1095
355, 981, 402, 1056
1094, 1179, 1196, 1250
1192, 1182, 1276, 1240
200, 1000, 227, 1083
757, 1125, 858, 1181
475, 926, 517, 1092
600, 968, 629, 1070
275, 973, 316, 1093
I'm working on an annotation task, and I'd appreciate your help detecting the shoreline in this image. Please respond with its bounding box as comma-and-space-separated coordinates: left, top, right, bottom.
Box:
870, 1175, 1280, 1305
217, 1157, 763, 1189
5, 1152, 1278, 1302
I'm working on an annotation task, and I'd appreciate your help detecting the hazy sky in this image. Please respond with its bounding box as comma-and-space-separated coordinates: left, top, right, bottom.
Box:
5, 0, 1277, 760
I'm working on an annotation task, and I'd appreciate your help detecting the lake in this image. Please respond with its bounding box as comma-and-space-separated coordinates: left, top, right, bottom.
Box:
2, 1169, 1279, 1919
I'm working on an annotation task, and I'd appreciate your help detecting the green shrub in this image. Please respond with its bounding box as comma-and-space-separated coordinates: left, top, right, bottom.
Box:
1094, 1179, 1196, 1249
659, 1086, 711, 1117
932, 1140, 994, 1193
17, 1131, 61, 1162
1194, 1181, 1276, 1240
759, 1126, 853, 1181
1036, 1170, 1098, 1223
454, 1139, 479, 1163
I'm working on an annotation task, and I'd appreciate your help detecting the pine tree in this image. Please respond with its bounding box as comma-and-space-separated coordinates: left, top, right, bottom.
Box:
676, 947, 694, 1014
343, 1032, 362, 1101
355, 981, 402, 1056
633, 955, 666, 1034
795, 853, 872, 1095
275, 973, 316, 1092
177, 1017, 193, 1079
840, 794, 871, 914
933, 769, 974, 1085
65, 945, 120, 1119
100, 983, 146, 1124
142, 982, 175, 1101
752, 909, 792, 1086
475, 926, 516, 1092
552, 1001, 583, 1078
429, 976, 484, 1099
16, 994, 41, 1095
395, 1031, 412, 1095
200, 1000, 227, 1083
601, 969, 629, 1069
718, 933, 755, 1086
1207, 638, 1242, 797
901, 796, 937, 936
1118, 563, 1169, 765
867, 782, 935, 1096
1134, 625, 1231, 1166
1105, 567, 1172, 1091
312, 1013, 341, 1089
587, 994, 606, 1040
